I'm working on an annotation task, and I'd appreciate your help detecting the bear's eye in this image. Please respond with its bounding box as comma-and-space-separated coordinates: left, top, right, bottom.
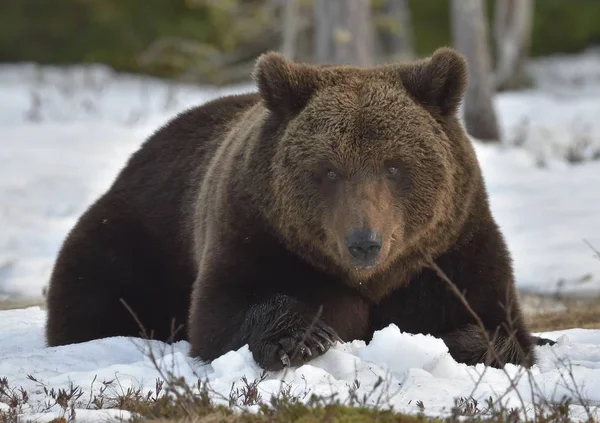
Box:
327, 170, 338, 180
385, 162, 402, 176
387, 165, 399, 175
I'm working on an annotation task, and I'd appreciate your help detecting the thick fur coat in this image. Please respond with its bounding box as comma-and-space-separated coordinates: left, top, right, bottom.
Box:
46, 48, 549, 370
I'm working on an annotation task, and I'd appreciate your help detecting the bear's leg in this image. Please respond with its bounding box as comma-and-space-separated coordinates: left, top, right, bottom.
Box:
240, 294, 343, 368
372, 219, 541, 368
189, 261, 371, 370
441, 324, 537, 368
46, 195, 191, 346
429, 221, 538, 368
191, 289, 343, 370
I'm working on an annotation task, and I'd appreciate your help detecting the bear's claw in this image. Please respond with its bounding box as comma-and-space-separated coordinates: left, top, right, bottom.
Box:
315, 325, 342, 345
252, 319, 341, 370
300, 344, 313, 357
279, 351, 291, 367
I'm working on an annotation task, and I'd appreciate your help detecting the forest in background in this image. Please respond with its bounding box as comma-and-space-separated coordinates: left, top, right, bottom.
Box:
2, 0, 600, 85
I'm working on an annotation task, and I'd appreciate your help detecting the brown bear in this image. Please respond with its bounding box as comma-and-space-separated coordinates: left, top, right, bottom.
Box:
45, 47, 551, 370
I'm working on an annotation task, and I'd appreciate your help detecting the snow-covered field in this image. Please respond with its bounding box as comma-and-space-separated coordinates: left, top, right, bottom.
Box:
0, 64, 251, 301
1, 51, 600, 301
1, 307, 599, 422
1, 307, 600, 422
1, 49, 600, 421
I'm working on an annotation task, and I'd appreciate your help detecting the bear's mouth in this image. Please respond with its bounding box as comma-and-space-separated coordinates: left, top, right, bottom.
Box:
350, 257, 381, 270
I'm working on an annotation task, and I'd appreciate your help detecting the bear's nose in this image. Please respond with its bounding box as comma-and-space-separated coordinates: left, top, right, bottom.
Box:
346, 230, 382, 263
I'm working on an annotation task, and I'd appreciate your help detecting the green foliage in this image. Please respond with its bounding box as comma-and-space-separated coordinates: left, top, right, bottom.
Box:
0, 0, 206, 75
530, 0, 600, 56
0, 0, 599, 81
407, 0, 600, 57
406, 0, 453, 57
0, 0, 268, 79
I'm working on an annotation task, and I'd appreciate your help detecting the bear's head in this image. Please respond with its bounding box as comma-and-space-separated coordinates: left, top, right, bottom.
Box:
253, 48, 483, 288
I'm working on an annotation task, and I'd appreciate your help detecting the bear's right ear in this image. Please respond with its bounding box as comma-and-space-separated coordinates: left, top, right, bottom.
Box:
395, 47, 468, 117
253, 52, 321, 117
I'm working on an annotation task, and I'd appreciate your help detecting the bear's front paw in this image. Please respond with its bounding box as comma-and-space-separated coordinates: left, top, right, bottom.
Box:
250, 320, 341, 370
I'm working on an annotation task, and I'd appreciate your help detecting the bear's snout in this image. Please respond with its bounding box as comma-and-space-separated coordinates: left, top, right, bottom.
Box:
345, 229, 382, 267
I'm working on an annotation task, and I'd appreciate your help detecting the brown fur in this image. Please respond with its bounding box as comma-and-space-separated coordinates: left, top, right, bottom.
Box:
45, 48, 547, 371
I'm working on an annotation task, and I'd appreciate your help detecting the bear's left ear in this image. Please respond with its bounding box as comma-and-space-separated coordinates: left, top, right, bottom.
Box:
253, 52, 322, 117
395, 47, 468, 116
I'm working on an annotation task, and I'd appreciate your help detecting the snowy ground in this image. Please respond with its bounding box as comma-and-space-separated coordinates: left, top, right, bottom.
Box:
0, 64, 251, 301
1, 50, 600, 301
1, 50, 600, 420
1, 307, 600, 422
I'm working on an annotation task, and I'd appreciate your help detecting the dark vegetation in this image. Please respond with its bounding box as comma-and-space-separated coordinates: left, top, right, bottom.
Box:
1, 0, 599, 84
0, 370, 593, 423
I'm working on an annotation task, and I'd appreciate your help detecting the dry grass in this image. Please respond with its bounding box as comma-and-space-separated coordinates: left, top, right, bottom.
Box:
526, 302, 600, 332
0, 299, 44, 311
519, 291, 600, 332
138, 414, 235, 423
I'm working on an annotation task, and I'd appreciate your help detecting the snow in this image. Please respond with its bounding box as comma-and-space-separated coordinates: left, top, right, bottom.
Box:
0, 307, 599, 421
1, 50, 600, 420
0, 63, 252, 300
2, 52, 600, 301
477, 146, 600, 296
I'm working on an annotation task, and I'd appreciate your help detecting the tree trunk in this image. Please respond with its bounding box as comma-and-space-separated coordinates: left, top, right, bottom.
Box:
281, 0, 300, 60
314, 0, 374, 66
377, 0, 414, 62
493, 0, 535, 90
314, 0, 334, 63
451, 0, 500, 142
